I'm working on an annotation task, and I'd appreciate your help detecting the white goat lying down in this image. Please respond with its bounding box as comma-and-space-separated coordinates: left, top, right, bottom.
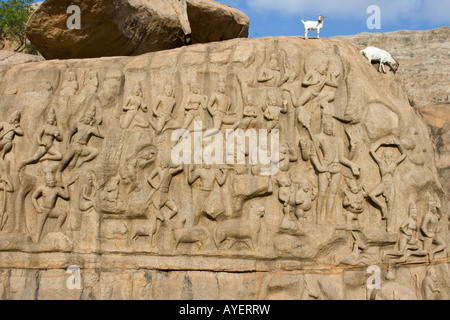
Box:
361, 47, 399, 73
301, 15, 325, 39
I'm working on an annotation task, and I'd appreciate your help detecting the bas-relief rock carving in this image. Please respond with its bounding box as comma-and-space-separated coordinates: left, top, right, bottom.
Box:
0, 37, 448, 300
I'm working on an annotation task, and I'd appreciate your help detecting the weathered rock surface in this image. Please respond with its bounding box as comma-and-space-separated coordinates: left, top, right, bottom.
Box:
0, 37, 448, 300
26, 0, 249, 60
0, 51, 44, 65
336, 27, 450, 196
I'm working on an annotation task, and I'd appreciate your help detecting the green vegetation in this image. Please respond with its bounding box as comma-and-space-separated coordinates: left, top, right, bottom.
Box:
0, 0, 38, 54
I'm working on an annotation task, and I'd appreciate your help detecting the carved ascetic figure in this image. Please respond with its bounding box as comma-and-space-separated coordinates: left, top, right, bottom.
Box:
181, 83, 207, 131
19, 108, 63, 171
295, 179, 317, 221
0, 110, 23, 160
58, 106, 104, 172
420, 198, 446, 261
382, 203, 420, 261
422, 267, 441, 300
59, 72, 78, 96
150, 84, 176, 134
257, 54, 288, 88
309, 116, 360, 224
341, 178, 367, 228
31, 166, 71, 241
120, 84, 149, 129
368, 138, 406, 231
206, 81, 240, 133
82, 71, 99, 95
187, 163, 227, 223
147, 160, 183, 222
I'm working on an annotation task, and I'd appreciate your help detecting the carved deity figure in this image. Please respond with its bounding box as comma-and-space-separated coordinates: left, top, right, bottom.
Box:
206, 81, 240, 133
58, 106, 104, 172
241, 95, 258, 129
295, 179, 317, 221
181, 83, 207, 131
0, 110, 23, 160
368, 138, 406, 231
120, 84, 149, 129
341, 178, 367, 228
292, 58, 339, 109
150, 84, 176, 134
262, 91, 288, 131
257, 54, 288, 88
147, 161, 183, 222
309, 116, 360, 224
31, 166, 71, 241
19, 108, 63, 171
59, 72, 78, 96
82, 71, 99, 95
382, 203, 420, 262
187, 163, 227, 224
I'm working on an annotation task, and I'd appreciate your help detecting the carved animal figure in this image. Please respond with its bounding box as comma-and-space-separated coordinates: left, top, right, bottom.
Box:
361, 47, 399, 73
214, 205, 265, 250
301, 15, 325, 39
171, 219, 209, 249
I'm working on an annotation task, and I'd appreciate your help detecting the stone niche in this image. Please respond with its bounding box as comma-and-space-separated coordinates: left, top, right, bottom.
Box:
0, 37, 448, 300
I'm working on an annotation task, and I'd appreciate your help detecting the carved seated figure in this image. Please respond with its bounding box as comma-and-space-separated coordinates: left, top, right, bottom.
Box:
120, 84, 149, 129
341, 178, 367, 228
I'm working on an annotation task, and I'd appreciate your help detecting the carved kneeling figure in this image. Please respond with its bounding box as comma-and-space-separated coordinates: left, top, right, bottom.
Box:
214, 205, 265, 250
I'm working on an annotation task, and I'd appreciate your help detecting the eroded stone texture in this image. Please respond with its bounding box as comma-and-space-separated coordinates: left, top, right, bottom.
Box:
0, 37, 448, 300
25, 0, 250, 60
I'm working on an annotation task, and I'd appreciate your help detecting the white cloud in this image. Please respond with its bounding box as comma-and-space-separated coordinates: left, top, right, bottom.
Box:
246, 0, 450, 24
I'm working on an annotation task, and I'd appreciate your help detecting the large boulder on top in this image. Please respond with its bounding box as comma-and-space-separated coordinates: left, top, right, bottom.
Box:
26, 0, 249, 60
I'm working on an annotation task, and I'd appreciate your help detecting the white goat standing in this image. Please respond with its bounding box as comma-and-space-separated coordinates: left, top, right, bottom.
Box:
361, 47, 399, 74
301, 15, 325, 39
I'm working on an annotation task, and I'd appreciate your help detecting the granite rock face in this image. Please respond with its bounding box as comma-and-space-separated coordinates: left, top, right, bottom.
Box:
25, 0, 249, 60
0, 37, 448, 300
336, 27, 450, 196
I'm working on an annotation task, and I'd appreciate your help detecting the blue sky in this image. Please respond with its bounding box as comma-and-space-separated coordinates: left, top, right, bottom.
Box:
218, 0, 450, 38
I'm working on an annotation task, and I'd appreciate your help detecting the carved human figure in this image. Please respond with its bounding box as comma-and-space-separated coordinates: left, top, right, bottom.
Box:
278, 143, 297, 172
150, 84, 177, 134
78, 171, 100, 253
0, 161, 14, 230
187, 163, 227, 224
341, 178, 367, 228
31, 166, 71, 241
241, 95, 258, 129
257, 54, 288, 87
0, 110, 23, 160
57, 106, 104, 173
309, 116, 360, 224
19, 108, 63, 171
420, 198, 446, 261
206, 81, 240, 133
59, 72, 78, 96
277, 174, 294, 218
147, 160, 183, 222
295, 179, 317, 221
422, 267, 441, 300
120, 84, 149, 129
82, 71, 99, 95
120, 144, 157, 193
368, 138, 406, 231
262, 91, 288, 131
291, 59, 339, 109
382, 203, 420, 262
181, 83, 207, 131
